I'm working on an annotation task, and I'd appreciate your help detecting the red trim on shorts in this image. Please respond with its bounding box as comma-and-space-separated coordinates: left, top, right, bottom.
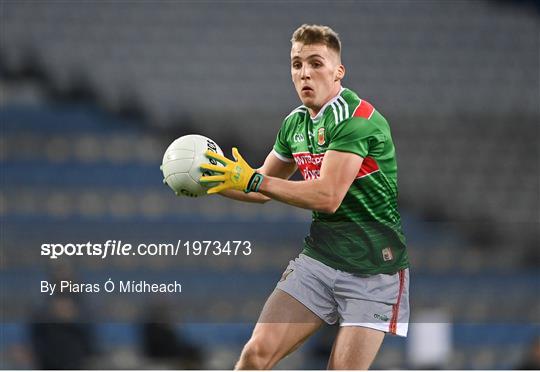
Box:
353, 100, 375, 119
390, 269, 405, 335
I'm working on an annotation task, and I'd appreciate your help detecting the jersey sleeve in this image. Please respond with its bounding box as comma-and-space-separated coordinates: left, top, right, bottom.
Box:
327, 117, 386, 158
273, 120, 294, 161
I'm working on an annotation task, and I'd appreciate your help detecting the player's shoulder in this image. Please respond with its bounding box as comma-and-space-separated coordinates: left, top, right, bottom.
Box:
329, 88, 377, 124
345, 88, 377, 120
284, 104, 308, 122
280, 105, 308, 136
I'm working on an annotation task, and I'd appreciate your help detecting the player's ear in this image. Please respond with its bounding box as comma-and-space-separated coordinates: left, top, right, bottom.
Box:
335, 64, 345, 81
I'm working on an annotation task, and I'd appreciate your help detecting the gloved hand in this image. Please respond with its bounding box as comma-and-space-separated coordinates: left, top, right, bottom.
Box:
200, 147, 264, 194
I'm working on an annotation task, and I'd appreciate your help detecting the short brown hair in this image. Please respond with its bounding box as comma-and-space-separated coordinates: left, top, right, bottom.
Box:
291, 24, 341, 56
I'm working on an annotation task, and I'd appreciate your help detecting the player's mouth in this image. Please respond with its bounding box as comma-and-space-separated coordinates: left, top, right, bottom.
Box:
301, 86, 314, 94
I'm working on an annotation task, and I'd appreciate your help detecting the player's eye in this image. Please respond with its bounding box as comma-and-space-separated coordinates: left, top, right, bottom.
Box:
292, 62, 302, 69
312, 61, 322, 68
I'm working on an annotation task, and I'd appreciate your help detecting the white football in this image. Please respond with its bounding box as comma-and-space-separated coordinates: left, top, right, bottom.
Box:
161, 134, 223, 197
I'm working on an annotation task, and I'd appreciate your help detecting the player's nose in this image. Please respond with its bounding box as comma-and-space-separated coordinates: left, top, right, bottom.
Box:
300, 65, 310, 79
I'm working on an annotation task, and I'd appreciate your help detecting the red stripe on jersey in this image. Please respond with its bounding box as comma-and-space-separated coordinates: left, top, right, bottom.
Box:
390, 269, 405, 335
353, 100, 375, 119
357, 156, 379, 178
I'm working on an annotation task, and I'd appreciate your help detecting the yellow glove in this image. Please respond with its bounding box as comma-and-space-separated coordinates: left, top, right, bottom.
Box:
200, 147, 265, 194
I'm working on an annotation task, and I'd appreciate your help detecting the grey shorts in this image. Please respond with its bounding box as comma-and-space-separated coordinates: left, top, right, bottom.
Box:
276, 254, 410, 337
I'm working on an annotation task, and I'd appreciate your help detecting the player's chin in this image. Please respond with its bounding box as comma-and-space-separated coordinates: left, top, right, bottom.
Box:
298, 93, 315, 106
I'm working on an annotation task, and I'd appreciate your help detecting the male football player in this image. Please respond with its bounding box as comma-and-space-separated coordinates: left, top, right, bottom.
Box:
200, 24, 409, 370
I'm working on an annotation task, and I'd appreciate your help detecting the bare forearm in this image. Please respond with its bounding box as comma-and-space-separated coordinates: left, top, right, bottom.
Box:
258, 176, 338, 213
219, 189, 270, 203
203, 149, 358, 214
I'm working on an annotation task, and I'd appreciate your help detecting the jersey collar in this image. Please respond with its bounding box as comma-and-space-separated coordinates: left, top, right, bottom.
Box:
310, 87, 346, 122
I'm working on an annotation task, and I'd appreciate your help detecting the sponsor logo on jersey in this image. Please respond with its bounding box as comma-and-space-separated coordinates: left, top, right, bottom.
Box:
292, 152, 381, 181
382, 247, 393, 261
293, 152, 324, 180
317, 127, 326, 146
293, 133, 305, 143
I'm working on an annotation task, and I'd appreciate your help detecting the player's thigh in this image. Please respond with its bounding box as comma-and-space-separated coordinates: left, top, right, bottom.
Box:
327, 326, 385, 370
248, 289, 324, 358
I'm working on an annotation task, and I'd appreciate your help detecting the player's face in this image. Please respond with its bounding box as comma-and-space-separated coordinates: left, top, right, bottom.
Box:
291, 42, 345, 115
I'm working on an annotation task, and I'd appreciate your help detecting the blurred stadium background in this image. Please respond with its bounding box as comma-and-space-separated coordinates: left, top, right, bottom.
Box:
1, 0, 539, 369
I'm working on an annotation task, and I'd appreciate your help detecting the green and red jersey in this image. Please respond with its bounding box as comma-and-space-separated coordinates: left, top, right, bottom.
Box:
273, 88, 408, 275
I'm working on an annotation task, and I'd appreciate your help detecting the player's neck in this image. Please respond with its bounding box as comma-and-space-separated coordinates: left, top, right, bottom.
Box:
308, 85, 343, 118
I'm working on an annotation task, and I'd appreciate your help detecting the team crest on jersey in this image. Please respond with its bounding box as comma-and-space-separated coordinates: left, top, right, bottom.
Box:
317, 127, 326, 146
